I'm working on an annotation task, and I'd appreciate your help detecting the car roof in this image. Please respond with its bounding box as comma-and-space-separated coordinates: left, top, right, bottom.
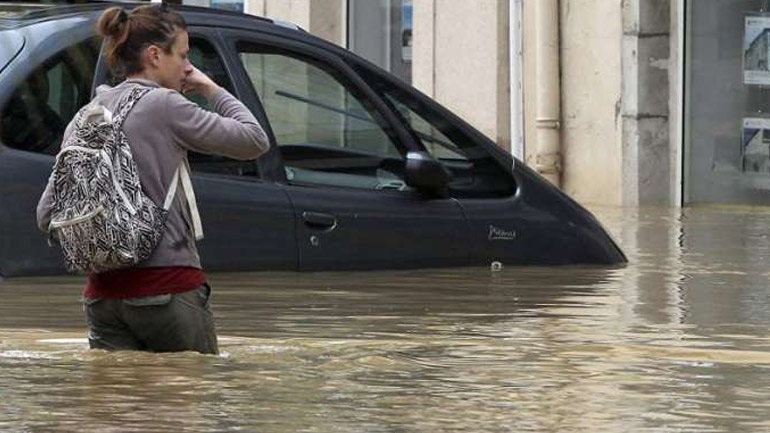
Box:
0, 0, 367, 60
0, 1, 357, 58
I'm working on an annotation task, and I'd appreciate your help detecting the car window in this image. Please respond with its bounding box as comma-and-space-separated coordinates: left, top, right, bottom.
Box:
0, 36, 99, 155
186, 37, 235, 110
356, 65, 516, 198
184, 37, 261, 178
383, 93, 467, 161
237, 42, 412, 192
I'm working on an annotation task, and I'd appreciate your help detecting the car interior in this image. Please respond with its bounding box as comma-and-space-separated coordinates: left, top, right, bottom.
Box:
281, 143, 411, 191
0, 69, 67, 155
184, 38, 262, 179
0, 37, 98, 156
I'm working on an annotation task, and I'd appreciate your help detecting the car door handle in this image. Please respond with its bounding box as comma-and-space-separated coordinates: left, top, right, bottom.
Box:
301, 211, 337, 231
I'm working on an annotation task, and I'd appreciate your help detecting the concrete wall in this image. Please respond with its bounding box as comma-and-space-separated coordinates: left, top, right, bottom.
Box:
522, 0, 536, 164
559, 0, 624, 206
523, 0, 673, 207
245, 0, 346, 46
413, 0, 510, 150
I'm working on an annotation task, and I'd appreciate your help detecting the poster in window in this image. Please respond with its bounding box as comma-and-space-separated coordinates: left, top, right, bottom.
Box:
742, 117, 770, 172
211, 0, 243, 13
401, 0, 413, 61
744, 16, 770, 85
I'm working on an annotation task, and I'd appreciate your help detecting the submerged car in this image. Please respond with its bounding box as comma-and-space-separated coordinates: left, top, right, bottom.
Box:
0, 1, 626, 277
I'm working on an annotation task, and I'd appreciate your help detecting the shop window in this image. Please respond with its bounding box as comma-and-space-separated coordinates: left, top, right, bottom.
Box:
686, 1, 770, 204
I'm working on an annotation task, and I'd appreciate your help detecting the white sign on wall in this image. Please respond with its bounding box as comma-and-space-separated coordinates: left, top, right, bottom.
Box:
744, 16, 770, 85
742, 117, 770, 172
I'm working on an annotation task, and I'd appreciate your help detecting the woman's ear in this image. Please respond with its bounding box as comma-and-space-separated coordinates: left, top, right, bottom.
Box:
145, 45, 161, 69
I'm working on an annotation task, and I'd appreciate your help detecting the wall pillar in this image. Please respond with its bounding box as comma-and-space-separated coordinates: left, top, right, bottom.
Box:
622, 0, 672, 206
413, 0, 510, 150
245, 0, 345, 46
558, 0, 624, 205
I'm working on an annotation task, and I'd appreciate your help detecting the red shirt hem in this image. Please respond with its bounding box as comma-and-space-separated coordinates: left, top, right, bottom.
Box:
84, 266, 206, 299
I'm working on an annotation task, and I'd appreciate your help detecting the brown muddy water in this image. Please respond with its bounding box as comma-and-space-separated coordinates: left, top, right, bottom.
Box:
1, 206, 770, 432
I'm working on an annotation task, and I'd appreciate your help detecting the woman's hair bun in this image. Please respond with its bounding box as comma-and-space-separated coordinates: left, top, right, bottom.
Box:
97, 6, 129, 39
96, 4, 186, 77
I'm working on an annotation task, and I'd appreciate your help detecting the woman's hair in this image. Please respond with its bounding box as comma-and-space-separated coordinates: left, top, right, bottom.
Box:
97, 5, 187, 77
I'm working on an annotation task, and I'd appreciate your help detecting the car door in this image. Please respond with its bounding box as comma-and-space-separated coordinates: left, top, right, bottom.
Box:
225, 31, 469, 271
346, 59, 534, 265
0, 19, 101, 276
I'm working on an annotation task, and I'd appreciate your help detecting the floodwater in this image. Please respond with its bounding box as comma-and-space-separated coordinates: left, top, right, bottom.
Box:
1, 206, 770, 432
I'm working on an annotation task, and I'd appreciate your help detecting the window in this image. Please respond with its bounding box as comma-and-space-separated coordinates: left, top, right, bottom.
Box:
185, 38, 259, 178
185, 38, 235, 110
0, 37, 99, 155
686, 1, 770, 204
238, 42, 411, 192
358, 64, 516, 198
383, 93, 467, 161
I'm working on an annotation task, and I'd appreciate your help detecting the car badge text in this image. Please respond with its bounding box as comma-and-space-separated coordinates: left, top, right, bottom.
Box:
488, 225, 517, 241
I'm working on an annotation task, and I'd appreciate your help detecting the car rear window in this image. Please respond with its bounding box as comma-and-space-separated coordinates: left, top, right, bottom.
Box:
0, 30, 24, 73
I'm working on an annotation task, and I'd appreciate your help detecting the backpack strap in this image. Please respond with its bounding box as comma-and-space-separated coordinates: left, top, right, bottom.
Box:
113, 87, 153, 129
114, 84, 204, 241
163, 158, 204, 241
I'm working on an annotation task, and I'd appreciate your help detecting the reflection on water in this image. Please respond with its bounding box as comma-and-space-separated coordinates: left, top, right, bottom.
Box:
2, 206, 770, 431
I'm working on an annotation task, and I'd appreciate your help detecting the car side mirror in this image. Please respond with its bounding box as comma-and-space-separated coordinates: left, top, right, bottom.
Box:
405, 151, 451, 197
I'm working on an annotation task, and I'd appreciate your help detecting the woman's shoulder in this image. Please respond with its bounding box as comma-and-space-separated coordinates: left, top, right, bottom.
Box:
140, 86, 198, 111
93, 80, 168, 109
128, 86, 195, 119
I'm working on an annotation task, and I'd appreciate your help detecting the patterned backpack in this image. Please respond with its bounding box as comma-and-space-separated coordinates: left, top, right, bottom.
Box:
46, 87, 202, 274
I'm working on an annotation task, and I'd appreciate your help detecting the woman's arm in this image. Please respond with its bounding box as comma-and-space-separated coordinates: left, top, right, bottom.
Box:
167, 66, 270, 160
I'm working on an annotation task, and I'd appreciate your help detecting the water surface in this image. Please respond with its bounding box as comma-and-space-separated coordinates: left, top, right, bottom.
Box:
1, 206, 770, 432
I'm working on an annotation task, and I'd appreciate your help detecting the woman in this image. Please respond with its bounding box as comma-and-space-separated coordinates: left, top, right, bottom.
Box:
36, 5, 269, 354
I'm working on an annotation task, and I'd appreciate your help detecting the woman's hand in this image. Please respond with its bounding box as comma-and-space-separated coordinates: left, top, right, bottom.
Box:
182, 66, 220, 99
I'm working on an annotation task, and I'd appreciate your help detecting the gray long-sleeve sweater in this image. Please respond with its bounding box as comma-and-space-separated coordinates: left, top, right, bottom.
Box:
36, 78, 270, 269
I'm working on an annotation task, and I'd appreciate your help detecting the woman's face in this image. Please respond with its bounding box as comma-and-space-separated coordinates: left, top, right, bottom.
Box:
155, 30, 192, 91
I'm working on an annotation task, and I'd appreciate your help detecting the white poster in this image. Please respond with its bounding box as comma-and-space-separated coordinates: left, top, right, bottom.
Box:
744, 16, 770, 85
401, 0, 413, 61
742, 117, 770, 172
211, 0, 243, 13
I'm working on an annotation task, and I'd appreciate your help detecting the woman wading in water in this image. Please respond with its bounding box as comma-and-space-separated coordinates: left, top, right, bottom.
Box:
37, 4, 269, 353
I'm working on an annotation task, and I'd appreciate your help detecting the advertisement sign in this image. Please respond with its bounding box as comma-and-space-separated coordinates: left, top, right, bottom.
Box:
744, 16, 770, 85
402, 0, 413, 61
742, 117, 770, 172
211, 0, 243, 13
